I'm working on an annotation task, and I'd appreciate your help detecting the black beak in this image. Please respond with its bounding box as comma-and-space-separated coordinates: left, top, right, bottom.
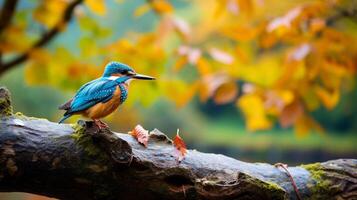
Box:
132, 73, 155, 80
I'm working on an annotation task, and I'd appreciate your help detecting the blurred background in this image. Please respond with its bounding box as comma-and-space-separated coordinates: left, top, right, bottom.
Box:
0, 0, 356, 199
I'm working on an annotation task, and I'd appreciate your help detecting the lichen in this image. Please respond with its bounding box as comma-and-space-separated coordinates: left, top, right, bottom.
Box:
235, 173, 287, 199
70, 123, 102, 156
0, 97, 13, 116
301, 163, 333, 199
253, 179, 286, 200
14, 112, 47, 121
262, 181, 285, 192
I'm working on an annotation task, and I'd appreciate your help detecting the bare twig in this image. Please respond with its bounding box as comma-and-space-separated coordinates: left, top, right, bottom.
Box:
275, 163, 302, 200
0, 0, 18, 33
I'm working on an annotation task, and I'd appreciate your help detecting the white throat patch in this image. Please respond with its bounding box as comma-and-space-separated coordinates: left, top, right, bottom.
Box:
108, 76, 120, 80
107, 76, 133, 85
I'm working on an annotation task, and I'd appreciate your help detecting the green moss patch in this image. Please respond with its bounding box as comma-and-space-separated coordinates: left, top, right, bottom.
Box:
70, 123, 102, 156
301, 163, 334, 199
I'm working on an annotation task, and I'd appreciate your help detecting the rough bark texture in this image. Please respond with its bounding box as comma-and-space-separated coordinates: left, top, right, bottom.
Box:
0, 87, 356, 200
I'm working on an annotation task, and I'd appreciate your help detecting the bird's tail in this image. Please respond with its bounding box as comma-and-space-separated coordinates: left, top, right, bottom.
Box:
58, 114, 71, 124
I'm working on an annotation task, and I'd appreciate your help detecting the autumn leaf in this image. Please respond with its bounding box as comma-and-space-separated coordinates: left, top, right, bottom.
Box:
173, 129, 187, 162
237, 93, 272, 131
213, 81, 238, 104
295, 114, 324, 137
279, 100, 303, 128
134, 4, 151, 17
129, 125, 149, 147
315, 86, 339, 110
150, 0, 173, 14
85, 0, 106, 16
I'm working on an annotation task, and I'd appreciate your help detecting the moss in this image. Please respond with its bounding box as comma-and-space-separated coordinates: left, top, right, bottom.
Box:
236, 173, 287, 199
301, 163, 333, 199
262, 181, 285, 192
256, 179, 286, 200
14, 112, 26, 119
70, 123, 102, 156
14, 112, 48, 121
0, 97, 13, 116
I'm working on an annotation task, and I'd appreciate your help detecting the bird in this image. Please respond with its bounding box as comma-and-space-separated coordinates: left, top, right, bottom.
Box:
58, 61, 155, 129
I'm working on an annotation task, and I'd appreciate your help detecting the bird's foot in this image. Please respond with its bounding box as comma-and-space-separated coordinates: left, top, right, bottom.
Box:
93, 119, 109, 130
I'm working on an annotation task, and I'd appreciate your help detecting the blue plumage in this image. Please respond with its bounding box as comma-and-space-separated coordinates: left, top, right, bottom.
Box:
58, 61, 155, 126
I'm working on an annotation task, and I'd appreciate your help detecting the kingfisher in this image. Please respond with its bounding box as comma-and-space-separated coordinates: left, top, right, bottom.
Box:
58, 61, 155, 129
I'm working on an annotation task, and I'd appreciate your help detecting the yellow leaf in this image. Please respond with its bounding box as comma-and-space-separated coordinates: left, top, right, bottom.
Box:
315, 86, 339, 110
33, 0, 67, 28
294, 114, 324, 137
134, 4, 151, 17
221, 25, 258, 42
158, 79, 196, 107
213, 81, 238, 104
237, 0, 253, 16
196, 58, 211, 76
151, 0, 173, 14
25, 62, 50, 85
173, 57, 188, 72
237, 94, 272, 131
85, 0, 106, 16
176, 82, 199, 108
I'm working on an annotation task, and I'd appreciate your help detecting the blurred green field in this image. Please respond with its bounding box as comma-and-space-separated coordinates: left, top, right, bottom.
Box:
197, 118, 357, 153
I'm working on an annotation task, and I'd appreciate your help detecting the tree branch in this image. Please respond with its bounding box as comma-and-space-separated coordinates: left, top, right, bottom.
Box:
0, 0, 18, 34
0, 86, 356, 200
0, 0, 83, 75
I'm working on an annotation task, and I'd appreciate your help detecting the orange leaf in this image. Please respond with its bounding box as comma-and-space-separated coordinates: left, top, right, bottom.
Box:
213, 81, 238, 104
129, 125, 149, 147
315, 87, 339, 110
279, 100, 303, 128
151, 0, 173, 14
173, 129, 187, 162
196, 58, 211, 76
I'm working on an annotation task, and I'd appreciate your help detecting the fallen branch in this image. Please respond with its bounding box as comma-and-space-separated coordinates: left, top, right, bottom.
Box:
0, 87, 356, 200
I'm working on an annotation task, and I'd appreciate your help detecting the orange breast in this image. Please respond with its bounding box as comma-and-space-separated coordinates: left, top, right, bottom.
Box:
82, 86, 122, 119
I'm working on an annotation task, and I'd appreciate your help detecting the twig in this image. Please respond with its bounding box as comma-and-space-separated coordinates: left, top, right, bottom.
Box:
0, 0, 83, 75
0, 0, 18, 33
275, 163, 302, 200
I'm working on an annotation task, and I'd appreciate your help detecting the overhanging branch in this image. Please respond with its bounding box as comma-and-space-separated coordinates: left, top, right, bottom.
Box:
0, 0, 83, 75
0, 0, 18, 34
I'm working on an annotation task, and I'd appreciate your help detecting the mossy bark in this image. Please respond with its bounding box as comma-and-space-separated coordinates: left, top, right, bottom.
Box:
0, 87, 356, 200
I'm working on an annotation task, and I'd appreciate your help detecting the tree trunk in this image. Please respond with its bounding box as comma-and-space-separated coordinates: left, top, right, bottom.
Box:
0, 87, 356, 200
